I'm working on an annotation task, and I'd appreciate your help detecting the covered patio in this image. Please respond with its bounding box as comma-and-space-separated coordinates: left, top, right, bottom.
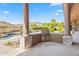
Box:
8, 3, 79, 56
20, 3, 71, 49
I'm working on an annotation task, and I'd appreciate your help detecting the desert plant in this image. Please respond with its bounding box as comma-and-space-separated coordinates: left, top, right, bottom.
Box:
4, 40, 12, 45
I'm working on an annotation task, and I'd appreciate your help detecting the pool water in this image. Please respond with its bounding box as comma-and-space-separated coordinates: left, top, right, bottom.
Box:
0, 34, 22, 40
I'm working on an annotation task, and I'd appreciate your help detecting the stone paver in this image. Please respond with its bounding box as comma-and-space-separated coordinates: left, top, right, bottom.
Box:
0, 40, 14, 56
18, 42, 79, 56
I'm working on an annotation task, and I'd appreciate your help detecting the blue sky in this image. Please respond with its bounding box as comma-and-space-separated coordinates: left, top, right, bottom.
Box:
0, 3, 64, 24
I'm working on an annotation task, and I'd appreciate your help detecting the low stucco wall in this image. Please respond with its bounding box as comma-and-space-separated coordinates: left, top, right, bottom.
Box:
30, 32, 41, 46
50, 33, 63, 43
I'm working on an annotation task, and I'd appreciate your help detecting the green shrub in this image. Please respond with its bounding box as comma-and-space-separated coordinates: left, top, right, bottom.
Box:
49, 28, 54, 32
4, 40, 12, 45
41, 26, 48, 30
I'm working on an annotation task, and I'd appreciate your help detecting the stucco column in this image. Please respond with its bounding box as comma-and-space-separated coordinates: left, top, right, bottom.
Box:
63, 3, 72, 46
20, 3, 31, 49
23, 3, 29, 35
64, 3, 71, 36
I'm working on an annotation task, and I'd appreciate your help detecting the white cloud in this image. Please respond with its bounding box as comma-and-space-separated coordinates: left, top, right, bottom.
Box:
55, 13, 59, 16
35, 8, 39, 10
50, 3, 62, 6
54, 10, 63, 16
57, 10, 63, 12
3, 11, 10, 14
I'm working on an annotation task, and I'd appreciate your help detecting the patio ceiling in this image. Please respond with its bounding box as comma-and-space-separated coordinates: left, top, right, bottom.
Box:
70, 3, 79, 26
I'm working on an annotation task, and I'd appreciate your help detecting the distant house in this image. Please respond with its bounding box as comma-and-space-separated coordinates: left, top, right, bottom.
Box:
0, 30, 5, 37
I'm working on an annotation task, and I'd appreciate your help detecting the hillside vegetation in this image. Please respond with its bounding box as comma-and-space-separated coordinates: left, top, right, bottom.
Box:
0, 19, 64, 38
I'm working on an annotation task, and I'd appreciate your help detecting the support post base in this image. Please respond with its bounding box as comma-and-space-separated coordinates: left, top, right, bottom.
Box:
20, 35, 32, 49
63, 36, 72, 46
